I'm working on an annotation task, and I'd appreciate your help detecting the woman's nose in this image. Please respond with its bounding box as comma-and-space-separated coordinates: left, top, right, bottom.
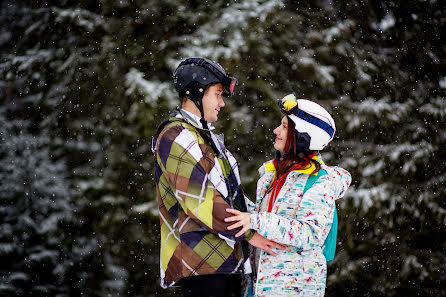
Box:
273, 127, 280, 135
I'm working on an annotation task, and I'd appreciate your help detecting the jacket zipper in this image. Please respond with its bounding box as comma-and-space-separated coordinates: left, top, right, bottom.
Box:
255, 170, 300, 295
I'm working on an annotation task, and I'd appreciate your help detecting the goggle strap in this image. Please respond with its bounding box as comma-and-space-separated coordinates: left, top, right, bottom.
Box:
288, 105, 300, 115
292, 110, 334, 138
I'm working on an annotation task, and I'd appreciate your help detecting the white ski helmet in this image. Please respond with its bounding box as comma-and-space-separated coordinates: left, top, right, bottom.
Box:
278, 93, 336, 151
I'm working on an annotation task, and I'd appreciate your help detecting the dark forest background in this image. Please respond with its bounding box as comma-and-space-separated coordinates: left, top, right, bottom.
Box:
1, 0, 445, 296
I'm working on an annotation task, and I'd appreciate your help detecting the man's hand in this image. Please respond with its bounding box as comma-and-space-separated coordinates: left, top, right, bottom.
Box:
248, 232, 286, 256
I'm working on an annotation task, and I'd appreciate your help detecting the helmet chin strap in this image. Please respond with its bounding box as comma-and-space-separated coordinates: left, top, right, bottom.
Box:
186, 87, 209, 130
197, 96, 209, 129
188, 95, 221, 157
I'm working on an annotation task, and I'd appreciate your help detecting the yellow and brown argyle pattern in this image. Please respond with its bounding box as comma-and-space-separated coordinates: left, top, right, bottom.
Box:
154, 113, 253, 288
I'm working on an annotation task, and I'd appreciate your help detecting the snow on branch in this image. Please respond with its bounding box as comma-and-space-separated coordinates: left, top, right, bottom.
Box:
307, 19, 356, 44
124, 68, 176, 108
343, 96, 413, 130
170, 0, 285, 64
419, 96, 446, 120
132, 201, 159, 217
52, 7, 107, 32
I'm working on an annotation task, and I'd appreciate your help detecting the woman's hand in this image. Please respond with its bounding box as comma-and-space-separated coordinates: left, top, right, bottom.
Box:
225, 208, 252, 237
225, 209, 286, 255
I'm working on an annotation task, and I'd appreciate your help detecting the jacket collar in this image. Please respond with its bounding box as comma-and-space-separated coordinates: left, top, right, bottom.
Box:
172, 107, 216, 131
257, 153, 325, 199
260, 153, 324, 176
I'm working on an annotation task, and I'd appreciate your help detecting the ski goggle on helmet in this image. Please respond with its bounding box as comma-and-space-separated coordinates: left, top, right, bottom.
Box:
278, 93, 336, 151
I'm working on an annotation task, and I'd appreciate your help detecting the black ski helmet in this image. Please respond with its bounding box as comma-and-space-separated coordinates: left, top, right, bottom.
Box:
173, 57, 237, 103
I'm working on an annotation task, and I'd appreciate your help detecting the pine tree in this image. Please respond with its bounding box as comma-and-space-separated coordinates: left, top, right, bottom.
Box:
1, 0, 444, 296
0, 1, 113, 296
0, 107, 72, 296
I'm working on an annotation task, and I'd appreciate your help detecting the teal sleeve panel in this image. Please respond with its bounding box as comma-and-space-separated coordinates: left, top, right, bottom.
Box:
323, 206, 337, 263
303, 169, 337, 264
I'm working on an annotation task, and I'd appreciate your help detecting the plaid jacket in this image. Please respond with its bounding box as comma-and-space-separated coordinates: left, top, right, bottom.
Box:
153, 109, 253, 288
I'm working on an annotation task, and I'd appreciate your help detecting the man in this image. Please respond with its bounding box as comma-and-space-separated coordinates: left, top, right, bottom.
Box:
152, 58, 282, 297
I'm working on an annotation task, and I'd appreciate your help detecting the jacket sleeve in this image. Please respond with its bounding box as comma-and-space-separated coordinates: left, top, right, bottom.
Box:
249, 173, 345, 248
332, 166, 352, 199
156, 124, 252, 242
245, 196, 256, 213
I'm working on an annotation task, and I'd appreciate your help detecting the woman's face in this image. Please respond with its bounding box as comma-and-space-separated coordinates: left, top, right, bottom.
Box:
273, 116, 288, 153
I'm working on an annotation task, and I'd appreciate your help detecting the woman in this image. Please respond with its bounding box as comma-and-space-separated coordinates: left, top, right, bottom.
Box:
225, 94, 351, 296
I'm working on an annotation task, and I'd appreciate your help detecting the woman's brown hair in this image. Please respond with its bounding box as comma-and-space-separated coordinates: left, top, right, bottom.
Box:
276, 116, 321, 177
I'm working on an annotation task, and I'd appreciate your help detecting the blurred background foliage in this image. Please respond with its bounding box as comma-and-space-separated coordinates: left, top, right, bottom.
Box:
0, 0, 445, 296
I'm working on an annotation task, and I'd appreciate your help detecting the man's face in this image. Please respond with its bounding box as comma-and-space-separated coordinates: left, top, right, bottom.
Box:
202, 83, 225, 123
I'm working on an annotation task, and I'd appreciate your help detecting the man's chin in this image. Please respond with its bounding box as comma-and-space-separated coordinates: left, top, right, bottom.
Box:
204, 117, 217, 123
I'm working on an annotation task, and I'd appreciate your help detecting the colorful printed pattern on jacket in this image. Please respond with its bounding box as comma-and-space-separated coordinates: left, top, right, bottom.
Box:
247, 160, 351, 296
